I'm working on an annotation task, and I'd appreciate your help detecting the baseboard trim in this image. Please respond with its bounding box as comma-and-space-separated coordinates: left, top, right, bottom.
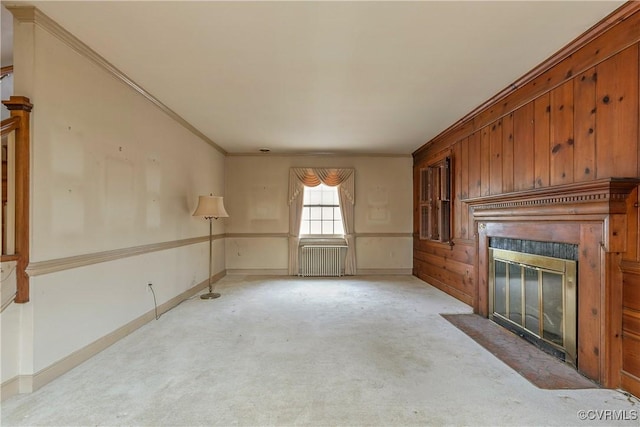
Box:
357, 268, 412, 275
621, 370, 640, 399
1, 376, 20, 401
226, 269, 288, 276
414, 272, 474, 306
1, 271, 225, 401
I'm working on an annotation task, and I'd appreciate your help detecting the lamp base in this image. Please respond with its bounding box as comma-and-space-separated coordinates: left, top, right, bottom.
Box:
200, 292, 221, 300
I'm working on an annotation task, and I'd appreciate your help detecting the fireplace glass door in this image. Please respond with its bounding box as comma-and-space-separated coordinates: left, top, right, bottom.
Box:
489, 249, 577, 366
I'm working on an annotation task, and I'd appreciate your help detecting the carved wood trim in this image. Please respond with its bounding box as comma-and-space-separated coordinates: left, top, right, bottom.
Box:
465, 178, 640, 216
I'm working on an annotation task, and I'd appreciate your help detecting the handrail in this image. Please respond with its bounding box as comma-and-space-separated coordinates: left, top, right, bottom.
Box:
1, 116, 21, 136
0, 65, 12, 80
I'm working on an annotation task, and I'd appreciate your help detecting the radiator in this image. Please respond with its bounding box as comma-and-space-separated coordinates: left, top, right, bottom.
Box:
300, 245, 347, 277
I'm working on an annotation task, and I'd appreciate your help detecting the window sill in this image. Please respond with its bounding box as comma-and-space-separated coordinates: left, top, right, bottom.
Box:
299, 236, 346, 246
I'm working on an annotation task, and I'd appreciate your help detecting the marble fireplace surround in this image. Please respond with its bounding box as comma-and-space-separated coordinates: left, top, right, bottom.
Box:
465, 178, 639, 387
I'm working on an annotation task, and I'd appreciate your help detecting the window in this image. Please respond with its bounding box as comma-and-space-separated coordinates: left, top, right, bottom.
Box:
419, 156, 451, 242
300, 184, 344, 236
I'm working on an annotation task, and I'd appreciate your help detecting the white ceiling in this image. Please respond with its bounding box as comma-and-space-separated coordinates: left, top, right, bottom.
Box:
4, 1, 626, 155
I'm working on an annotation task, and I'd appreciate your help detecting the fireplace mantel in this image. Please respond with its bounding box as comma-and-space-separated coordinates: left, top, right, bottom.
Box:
464, 178, 639, 217
469, 177, 640, 387
465, 177, 640, 253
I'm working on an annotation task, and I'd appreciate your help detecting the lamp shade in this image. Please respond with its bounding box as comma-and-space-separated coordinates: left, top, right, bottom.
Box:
193, 195, 229, 219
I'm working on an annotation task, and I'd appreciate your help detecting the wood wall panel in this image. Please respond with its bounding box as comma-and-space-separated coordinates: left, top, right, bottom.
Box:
596, 45, 639, 178
502, 113, 514, 193
453, 141, 463, 239
624, 270, 640, 312
550, 81, 575, 186
460, 138, 469, 239
414, 242, 475, 305
414, 238, 475, 264
467, 132, 481, 199
623, 271, 640, 389
489, 119, 503, 195
414, 5, 640, 394
512, 103, 535, 191
413, 3, 640, 162
480, 127, 491, 197
623, 337, 640, 382
573, 67, 597, 182
534, 93, 551, 188
624, 187, 639, 262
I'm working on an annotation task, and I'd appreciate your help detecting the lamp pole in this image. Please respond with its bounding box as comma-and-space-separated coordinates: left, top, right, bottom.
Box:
201, 216, 220, 299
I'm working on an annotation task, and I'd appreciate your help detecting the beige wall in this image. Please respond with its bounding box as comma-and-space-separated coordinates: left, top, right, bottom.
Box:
225, 155, 413, 273
2, 14, 225, 386
1, 7, 414, 396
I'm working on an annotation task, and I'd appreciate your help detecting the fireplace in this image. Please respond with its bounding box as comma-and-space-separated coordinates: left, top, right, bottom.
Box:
465, 178, 640, 386
489, 246, 577, 366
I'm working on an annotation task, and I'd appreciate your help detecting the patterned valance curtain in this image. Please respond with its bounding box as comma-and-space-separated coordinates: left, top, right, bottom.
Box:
288, 168, 356, 275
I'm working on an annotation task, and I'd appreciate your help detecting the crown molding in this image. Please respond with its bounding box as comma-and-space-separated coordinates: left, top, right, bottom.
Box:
6, 6, 227, 156
227, 152, 412, 158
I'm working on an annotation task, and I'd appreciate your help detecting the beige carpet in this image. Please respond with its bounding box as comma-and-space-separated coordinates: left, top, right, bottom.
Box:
1, 275, 637, 426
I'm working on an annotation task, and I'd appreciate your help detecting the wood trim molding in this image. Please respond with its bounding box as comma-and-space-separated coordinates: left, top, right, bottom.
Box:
356, 268, 412, 275
621, 370, 640, 400
0, 117, 20, 136
26, 234, 225, 276
413, 2, 640, 159
0, 271, 225, 400
0, 65, 13, 79
465, 178, 640, 217
6, 6, 226, 156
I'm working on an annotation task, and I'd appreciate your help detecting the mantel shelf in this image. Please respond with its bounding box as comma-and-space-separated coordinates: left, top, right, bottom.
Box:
463, 178, 640, 216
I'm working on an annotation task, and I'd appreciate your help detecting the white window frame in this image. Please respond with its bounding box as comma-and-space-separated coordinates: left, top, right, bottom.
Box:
299, 184, 344, 239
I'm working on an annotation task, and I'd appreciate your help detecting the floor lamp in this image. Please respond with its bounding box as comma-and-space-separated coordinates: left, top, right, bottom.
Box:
193, 194, 229, 299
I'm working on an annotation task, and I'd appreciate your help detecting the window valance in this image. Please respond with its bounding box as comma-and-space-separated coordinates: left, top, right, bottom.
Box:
288, 168, 354, 206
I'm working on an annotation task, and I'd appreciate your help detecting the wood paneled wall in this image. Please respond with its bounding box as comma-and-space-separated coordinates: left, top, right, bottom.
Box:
413, 2, 640, 393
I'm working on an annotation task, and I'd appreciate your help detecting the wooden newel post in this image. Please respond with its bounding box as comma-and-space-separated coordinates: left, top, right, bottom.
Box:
3, 96, 33, 303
